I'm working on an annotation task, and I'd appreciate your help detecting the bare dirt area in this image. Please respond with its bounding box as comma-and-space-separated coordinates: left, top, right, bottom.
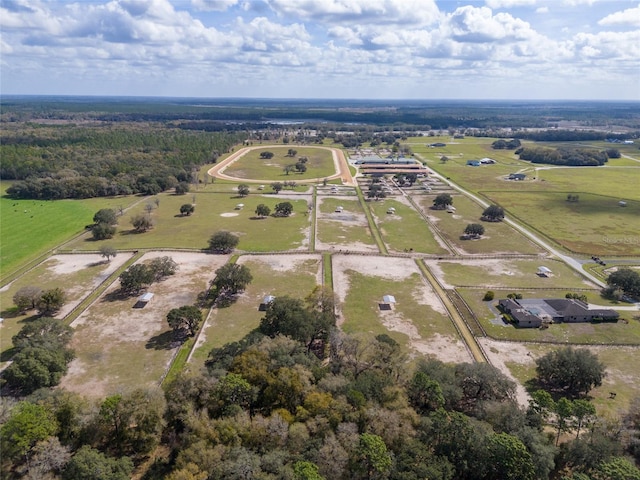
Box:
315, 197, 378, 253
61, 252, 229, 397
478, 338, 535, 407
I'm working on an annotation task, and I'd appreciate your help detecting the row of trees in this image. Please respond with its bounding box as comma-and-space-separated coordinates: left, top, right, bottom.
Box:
118, 256, 178, 296
432, 194, 505, 223
13, 286, 66, 316
517, 147, 610, 167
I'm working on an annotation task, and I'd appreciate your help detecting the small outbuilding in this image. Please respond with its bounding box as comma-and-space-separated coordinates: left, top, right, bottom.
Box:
335, 206, 344, 213
380, 295, 396, 310
508, 173, 526, 181
387, 207, 396, 214
259, 295, 275, 311
235, 203, 244, 210
619, 201, 627, 207
537, 266, 552, 277
134, 292, 154, 308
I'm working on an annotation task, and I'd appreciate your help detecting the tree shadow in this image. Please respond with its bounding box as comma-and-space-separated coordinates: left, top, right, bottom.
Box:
145, 330, 182, 350
1, 347, 19, 362
102, 290, 132, 303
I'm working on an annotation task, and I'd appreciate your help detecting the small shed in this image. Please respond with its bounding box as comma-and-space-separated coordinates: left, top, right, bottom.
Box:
387, 207, 396, 214
446, 205, 456, 213
619, 201, 627, 207
235, 203, 244, 210
508, 173, 526, 181
380, 295, 396, 310
537, 266, 552, 277
466, 160, 481, 167
335, 206, 344, 213
258, 185, 265, 190
259, 295, 275, 311
135, 292, 154, 308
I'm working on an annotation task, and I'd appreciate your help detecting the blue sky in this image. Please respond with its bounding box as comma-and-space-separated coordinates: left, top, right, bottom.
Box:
1, 0, 639, 99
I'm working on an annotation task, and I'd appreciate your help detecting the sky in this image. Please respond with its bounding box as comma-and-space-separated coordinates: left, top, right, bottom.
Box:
1, 0, 639, 100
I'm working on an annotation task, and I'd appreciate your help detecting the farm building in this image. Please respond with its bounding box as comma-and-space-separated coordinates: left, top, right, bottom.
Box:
259, 295, 275, 311
480, 158, 496, 164
499, 298, 619, 327
235, 203, 244, 210
380, 295, 397, 310
537, 266, 552, 277
508, 173, 526, 181
134, 292, 154, 308
335, 206, 344, 213
466, 160, 481, 166
387, 207, 396, 214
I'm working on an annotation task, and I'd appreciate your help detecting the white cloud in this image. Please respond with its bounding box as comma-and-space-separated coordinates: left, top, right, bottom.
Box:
448, 6, 536, 43
598, 4, 640, 27
191, 0, 240, 11
562, 0, 599, 5
535, 6, 549, 14
485, 0, 536, 8
266, 0, 440, 26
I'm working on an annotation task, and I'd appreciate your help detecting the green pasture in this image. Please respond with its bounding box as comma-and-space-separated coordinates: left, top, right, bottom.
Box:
504, 343, 640, 418
63, 190, 312, 253
316, 197, 377, 249
483, 191, 640, 256
61, 253, 218, 395
0, 253, 129, 364
432, 258, 596, 289
533, 166, 640, 201
367, 199, 449, 255
188, 254, 323, 369
222, 146, 336, 181
339, 269, 460, 354
0, 182, 138, 280
457, 287, 640, 345
413, 194, 543, 255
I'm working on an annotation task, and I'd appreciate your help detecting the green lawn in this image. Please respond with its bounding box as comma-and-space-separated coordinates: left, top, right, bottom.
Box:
367, 199, 449, 255
222, 146, 337, 181
484, 191, 640, 255
339, 269, 461, 356
0, 181, 138, 280
63, 190, 312, 253
414, 194, 543, 255
188, 254, 323, 370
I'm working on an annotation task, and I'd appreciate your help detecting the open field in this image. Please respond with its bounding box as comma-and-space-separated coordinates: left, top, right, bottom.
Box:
483, 191, 640, 255
0, 181, 139, 279
60, 251, 227, 397
332, 254, 471, 362
414, 194, 544, 255
0, 253, 131, 364
315, 196, 377, 252
427, 257, 597, 290
188, 254, 323, 370
367, 198, 449, 255
222, 146, 336, 181
63, 190, 312, 253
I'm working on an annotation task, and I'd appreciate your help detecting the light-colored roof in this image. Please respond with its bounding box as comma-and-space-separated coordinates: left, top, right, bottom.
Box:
262, 295, 275, 304
138, 292, 154, 302
382, 295, 396, 303
538, 266, 552, 273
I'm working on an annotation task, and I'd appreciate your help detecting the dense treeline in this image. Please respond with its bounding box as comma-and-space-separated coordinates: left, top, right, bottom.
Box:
514, 129, 638, 142
517, 147, 610, 166
1, 125, 246, 199
2, 323, 639, 478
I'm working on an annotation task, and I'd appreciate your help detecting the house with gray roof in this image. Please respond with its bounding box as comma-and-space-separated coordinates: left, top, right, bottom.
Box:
499, 298, 619, 328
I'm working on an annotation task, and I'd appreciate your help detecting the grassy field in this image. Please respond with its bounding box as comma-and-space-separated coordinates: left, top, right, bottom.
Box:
188, 254, 323, 370
457, 287, 640, 345
367, 199, 449, 255
222, 146, 336, 181
63, 190, 312, 253
0, 181, 139, 280
484, 191, 640, 255
413, 194, 544, 255
504, 343, 640, 418
338, 269, 465, 359
430, 258, 597, 290
316, 197, 377, 250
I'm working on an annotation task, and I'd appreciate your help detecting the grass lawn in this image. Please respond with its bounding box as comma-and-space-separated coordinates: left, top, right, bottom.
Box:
457, 287, 640, 345
188, 254, 323, 370
431, 258, 597, 290
0, 181, 139, 280
504, 343, 640, 418
316, 197, 377, 249
414, 194, 543, 255
222, 146, 337, 181
0, 253, 131, 366
367, 199, 449, 255
339, 269, 463, 357
483, 191, 640, 256
63, 190, 312, 253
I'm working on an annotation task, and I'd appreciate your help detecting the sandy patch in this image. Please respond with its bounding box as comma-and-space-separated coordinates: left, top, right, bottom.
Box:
238, 254, 322, 284
221, 212, 239, 217
478, 338, 534, 407
424, 258, 520, 289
